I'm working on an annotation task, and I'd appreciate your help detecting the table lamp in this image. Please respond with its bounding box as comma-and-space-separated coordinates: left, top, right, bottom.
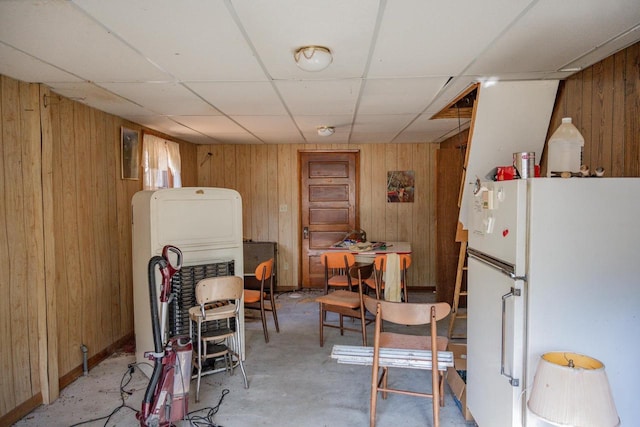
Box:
527, 352, 619, 427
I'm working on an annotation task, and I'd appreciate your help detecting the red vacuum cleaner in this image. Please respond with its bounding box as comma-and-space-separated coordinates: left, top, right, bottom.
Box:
138, 245, 193, 427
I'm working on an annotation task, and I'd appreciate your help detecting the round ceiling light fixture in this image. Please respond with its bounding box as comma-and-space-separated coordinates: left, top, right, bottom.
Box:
317, 126, 335, 137
294, 46, 333, 72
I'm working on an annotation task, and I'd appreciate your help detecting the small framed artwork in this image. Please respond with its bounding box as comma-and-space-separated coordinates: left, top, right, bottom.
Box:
387, 170, 415, 202
121, 126, 140, 180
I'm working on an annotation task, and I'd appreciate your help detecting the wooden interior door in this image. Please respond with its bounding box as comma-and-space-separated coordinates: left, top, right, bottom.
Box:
300, 151, 359, 288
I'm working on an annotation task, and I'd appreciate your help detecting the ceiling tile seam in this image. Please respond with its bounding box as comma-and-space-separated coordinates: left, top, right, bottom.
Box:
223, 0, 308, 143
347, 0, 388, 144
452, 0, 542, 82
0, 40, 87, 83
383, 77, 453, 144
388, 0, 542, 143
178, 82, 269, 144
162, 116, 223, 144
69, 1, 234, 143
66, 0, 279, 143
70, 1, 179, 83
558, 22, 640, 71
92, 82, 241, 144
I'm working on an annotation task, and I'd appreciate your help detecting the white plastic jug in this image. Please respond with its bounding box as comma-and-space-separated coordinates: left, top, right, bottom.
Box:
546, 117, 584, 176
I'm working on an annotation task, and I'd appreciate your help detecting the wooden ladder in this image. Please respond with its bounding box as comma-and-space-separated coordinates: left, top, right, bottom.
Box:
448, 223, 468, 340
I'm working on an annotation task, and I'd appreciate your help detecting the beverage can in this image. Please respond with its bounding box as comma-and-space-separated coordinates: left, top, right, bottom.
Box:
513, 152, 535, 179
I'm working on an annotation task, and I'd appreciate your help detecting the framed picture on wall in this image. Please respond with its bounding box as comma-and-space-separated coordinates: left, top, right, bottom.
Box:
121, 126, 140, 180
387, 170, 415, 202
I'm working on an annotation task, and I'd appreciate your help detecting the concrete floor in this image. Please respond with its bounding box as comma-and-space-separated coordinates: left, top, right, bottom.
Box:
15, 290, 472, 427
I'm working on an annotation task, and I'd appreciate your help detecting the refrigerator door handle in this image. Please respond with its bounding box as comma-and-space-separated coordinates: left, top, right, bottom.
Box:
468, 248, 527, 280
501, 287, 521, 387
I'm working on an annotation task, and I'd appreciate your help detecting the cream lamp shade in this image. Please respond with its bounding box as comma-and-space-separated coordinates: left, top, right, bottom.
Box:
527, 352, 619, 427
294, 46, 332, 72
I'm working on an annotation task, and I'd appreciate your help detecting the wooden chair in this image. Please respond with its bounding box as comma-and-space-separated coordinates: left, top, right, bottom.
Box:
321, 251, 357, 294
189, 276, 248, 402
316, 263, 375, 347
244, 258, 279, 343
363, 295, 450, 427
363, 254, 412, 302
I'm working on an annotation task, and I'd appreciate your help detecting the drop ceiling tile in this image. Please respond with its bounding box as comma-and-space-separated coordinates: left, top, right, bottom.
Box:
467, 0, 640, 74
205, 133, 263, 144
172, 115, 249, 135
176, 134, 220, 144
73, 0, 267, 81
396, 116, 471, 143
123, 115, 201, 138
256, 133, 306, 144
368, 0, 533, 77
358, 77, 449, 115
100, 82, 220, 116
0, 43, 82, 84
231, 115, 299, 133
559, 24, 640, 72
48, 82, 153, 116
186, 82, 288, 115
352, 114, 415, 131
351, 114, 416, 143
276, 79, 362, 115
231, 0, 379, 80
0, 1, 170, 82
349, 131, 396, 144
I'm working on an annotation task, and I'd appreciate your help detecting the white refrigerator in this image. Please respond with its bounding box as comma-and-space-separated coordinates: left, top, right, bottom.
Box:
466, 178, 640, 426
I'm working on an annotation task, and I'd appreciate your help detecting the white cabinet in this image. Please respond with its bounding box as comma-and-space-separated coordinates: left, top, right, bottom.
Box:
132, 187, 244, 377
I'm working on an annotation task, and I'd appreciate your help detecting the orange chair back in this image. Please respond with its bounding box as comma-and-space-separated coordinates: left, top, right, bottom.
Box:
399, 254, 411, 270
321, 252, 355, 269
255, 258, 274, 281
373, 254, 411, 271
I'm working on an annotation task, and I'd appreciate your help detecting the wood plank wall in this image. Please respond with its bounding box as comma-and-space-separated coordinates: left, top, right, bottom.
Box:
544, 42, 640, 177
0, 76, 46, 422
46, 93, 138, 389
0, 74, 198, 425
436, 130, 469, 303
196, 143, 439, 290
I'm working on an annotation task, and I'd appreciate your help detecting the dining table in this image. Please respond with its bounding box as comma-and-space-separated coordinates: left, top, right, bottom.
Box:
325, 241, 412, 263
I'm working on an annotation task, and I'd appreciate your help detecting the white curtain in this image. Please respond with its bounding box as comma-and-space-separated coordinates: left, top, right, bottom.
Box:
165, 139, 181, 187
142, 134, 181, 190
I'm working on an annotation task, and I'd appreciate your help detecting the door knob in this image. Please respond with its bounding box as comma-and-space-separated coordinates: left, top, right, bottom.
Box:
303, 227, 309, 239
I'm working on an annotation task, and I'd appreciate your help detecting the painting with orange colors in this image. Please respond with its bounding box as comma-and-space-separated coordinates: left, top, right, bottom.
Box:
387, 170, 414, 202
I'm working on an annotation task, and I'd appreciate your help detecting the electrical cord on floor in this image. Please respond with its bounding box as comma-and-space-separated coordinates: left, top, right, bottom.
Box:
186, 388, 230, 427
68, 363, 141, 427
67, 360, 229, 427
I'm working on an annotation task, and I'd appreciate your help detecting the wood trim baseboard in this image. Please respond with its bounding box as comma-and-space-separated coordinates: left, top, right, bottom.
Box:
0, 393, 43, 426
59, 333, 134, 390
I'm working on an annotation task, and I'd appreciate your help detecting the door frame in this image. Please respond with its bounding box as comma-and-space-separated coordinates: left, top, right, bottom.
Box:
298, 149, 360, 288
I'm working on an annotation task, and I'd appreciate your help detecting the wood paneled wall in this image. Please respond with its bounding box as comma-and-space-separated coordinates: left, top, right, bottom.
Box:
545, 41, 640, 177
0, 75, 198, 425
196, 143, 438, 290
45, 93, 139, 390
436, 130, 469, 303
0, 76, 47, 421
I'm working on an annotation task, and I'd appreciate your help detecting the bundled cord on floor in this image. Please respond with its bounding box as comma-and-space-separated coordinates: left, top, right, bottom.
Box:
68, 363, 141, 427
186, 388, 230, 427
67, 361, 230, 427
